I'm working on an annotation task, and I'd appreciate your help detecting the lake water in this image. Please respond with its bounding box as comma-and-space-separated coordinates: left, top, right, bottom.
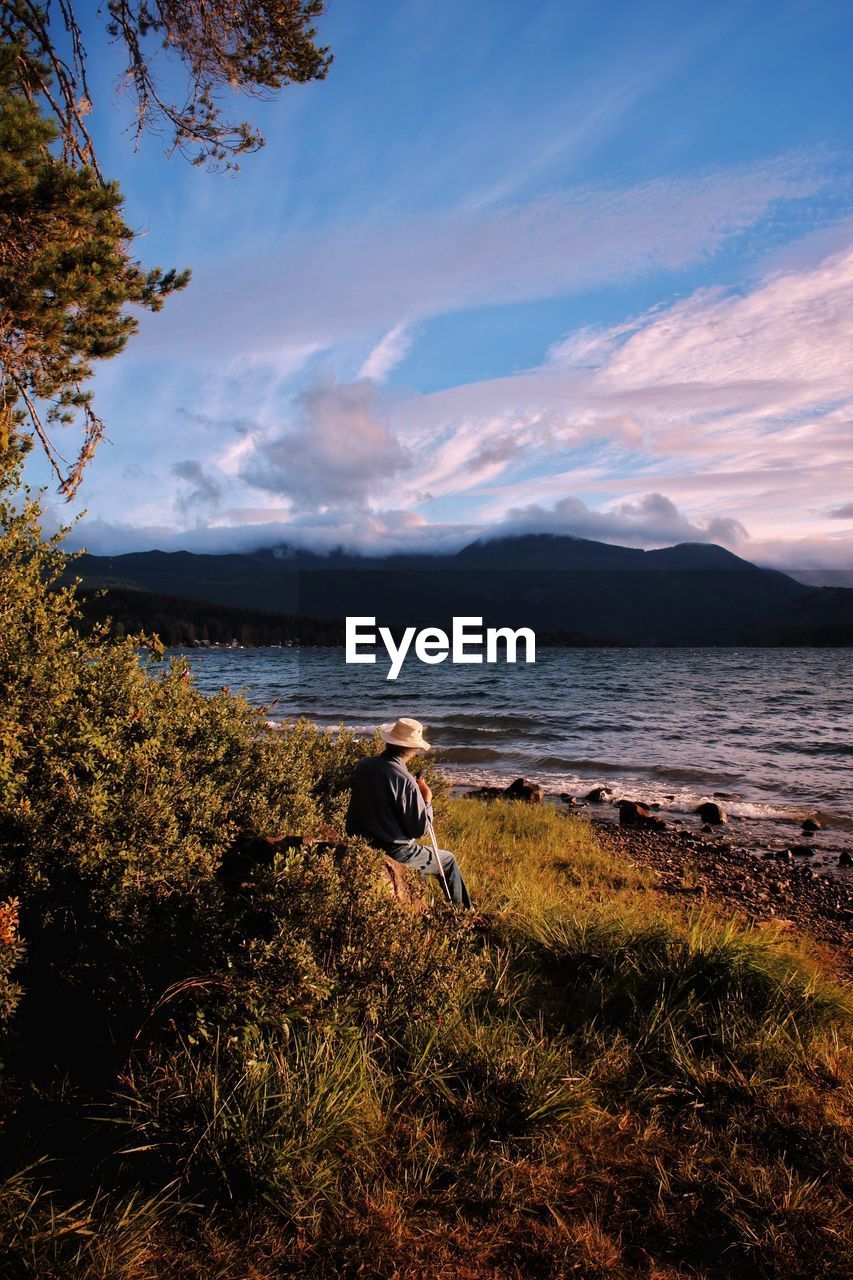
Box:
168, 646, 853, 864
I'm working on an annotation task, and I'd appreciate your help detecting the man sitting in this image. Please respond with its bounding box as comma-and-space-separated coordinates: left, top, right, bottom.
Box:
346, 717, 472, 907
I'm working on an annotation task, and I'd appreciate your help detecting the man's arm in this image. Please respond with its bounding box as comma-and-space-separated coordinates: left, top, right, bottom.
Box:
399, 774, 432, 840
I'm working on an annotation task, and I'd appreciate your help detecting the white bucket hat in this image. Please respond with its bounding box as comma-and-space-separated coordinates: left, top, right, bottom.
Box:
379, 717, 431, 751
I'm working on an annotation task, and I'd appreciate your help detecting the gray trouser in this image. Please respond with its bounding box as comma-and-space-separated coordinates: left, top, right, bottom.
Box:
393, 842, 472, 908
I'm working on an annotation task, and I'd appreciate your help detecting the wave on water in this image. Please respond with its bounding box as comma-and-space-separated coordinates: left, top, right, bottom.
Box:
724, 800, 810, 822
430, 712, 541, 729
534, 755, 742, 786
435, 746, 508, 762
647, 762, 745, 784
534, 755, 640, 775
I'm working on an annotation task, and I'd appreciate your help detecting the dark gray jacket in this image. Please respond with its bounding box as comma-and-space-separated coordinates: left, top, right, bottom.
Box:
345, 752, 433, 856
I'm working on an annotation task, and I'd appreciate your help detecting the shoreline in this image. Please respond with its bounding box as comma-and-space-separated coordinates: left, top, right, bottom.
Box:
595, 816, 853, 979
453, 783, 853, 979
446, 771, 853, 869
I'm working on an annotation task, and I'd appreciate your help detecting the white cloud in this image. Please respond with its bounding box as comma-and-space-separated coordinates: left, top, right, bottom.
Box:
496, 492, 749, 549
240, 375, 408, 510
359, 324, 413, 382
391, 238, 853, 553
64, 511, 475, 558
59, 210, 853, 573
591, 250, 853, 393
742, 534, 853, 580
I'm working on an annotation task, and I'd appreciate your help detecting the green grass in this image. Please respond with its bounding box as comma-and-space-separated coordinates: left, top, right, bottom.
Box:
4, 798, 852, 1279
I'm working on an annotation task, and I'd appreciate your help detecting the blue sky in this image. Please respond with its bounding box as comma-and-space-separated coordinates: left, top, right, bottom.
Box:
33, 0, 853, 570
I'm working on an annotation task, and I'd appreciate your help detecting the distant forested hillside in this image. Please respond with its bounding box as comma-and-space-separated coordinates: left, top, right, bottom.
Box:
77, 587, 344, 648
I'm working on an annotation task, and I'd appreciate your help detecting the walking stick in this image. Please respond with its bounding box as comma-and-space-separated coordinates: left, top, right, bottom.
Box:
426, 818, 452, 901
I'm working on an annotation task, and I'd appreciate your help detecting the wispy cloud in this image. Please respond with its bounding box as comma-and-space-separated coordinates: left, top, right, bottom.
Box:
171, 460, 223, 520
132, 156, 827, 361
358, 323, 413, 382
387, 238, 853, 540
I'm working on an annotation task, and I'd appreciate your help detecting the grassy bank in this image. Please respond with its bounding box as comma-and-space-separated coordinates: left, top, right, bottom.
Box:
2, 796, 851, 1279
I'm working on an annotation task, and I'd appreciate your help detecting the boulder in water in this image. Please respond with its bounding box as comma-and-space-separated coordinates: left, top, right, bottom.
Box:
504, 777, 544, 803
838, 851, 852, 868
695, 800, 727, 825
585, 785, 611, 803
789, 844, 815, 857
468, 785, 504, 801
618, 799, 666, 831
802, 817, 822, 832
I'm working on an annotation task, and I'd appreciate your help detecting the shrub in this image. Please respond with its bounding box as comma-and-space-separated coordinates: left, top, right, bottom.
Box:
0, 452, 393, 1075
0, 898, 23, 1027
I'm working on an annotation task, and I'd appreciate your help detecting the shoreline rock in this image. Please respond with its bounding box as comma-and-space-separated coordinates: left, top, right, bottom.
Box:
617, 799, 666, 831
694, 800, 727, 825
504, 777, 545, 803
470, 777, 545, 803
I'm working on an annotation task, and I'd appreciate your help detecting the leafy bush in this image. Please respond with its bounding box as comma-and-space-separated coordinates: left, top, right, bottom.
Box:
0, 898, 22, 1027
0, 453, 395, 1068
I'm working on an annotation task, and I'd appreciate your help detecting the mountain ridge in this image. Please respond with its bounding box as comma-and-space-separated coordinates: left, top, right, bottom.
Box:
70, 533, 853, 646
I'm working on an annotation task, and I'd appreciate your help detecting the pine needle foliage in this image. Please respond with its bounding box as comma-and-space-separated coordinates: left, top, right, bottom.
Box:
0, 43, 189, 495
1, 1, 332, 172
